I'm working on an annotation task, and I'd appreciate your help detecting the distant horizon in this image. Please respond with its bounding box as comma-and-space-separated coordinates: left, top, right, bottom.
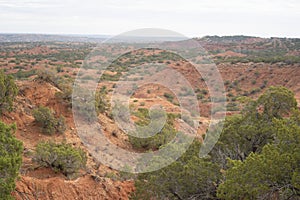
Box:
0, 32, 299, 39
1, 0, 299, 39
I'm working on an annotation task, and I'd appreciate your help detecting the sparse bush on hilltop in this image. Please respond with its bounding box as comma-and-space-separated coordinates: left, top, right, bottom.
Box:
0, 121, 23, 200
34, 141, 87, 177
0, 70, 18, 114
33, 106, 66, 135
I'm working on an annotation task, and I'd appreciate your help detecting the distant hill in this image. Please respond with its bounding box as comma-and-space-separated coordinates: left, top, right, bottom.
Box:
0, 34, 108, 43
0, 33, 186, 43
1, 33, 299, 44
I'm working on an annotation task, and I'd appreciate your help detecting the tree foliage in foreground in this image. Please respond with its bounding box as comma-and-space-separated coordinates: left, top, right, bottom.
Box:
0, 121, 23, 200
131, 86, 300, 199
131, 141, 221, 200
211, 86, 298, 168
0, 70, 18, 114
217, 116, 300, 199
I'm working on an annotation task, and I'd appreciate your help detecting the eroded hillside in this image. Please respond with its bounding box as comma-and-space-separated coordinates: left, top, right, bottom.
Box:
0, 35, 299, 199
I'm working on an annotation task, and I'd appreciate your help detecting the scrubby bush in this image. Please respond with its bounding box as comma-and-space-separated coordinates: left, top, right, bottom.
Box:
197, 93, 204, 100
34, 141, 87, 177
13, 69, 37, 79
129, 108, 176, 150
55, 83, 73, 107
56, 66, 64, 73
0, 70, 18, 114
0, 121, 23, 199
35, 70, 75, 109
257, 86, 297, 119
72, 88, 109, 122
55, 116, 67, 134
163, 93, 174, 103
95, 90, 109, 114
33, 106, 66, 135
227, 102, 239, 111
35, 70, 58, 86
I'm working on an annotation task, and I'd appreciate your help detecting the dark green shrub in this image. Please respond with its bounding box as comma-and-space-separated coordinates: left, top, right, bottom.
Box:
13, 69, 37, 79
0, 70, 18, 114
163, 93, 174, 102
132, 141, 221, 200
217, 113, 300, 199
34, 141, 87, 177
201, 89, 208, 95
56, 66, 64, 73
95, 90, 109, 114
100, 72, 121, 81
197, 93, 204, 100
56, 116, 67, 134
224, 80, 230, 85
257, 86, 297, 119
129, 109, 176, 150
250, 88, 261, 95
73, 88, 109, 122
227, 92, 234, 97
35, 70, 58, 86
73, 90, 97, 122
55, 82, 73, 108
0, 121, 23, 199
33, 106, 66, 135
227, 102, 239, 111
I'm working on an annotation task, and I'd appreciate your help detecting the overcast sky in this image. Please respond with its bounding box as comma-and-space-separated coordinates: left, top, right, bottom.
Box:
0, 0, 299, 38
